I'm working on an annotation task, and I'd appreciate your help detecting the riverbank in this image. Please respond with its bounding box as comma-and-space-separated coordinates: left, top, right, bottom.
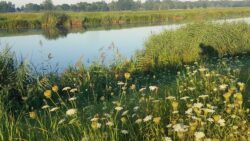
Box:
1, 7, 250, 30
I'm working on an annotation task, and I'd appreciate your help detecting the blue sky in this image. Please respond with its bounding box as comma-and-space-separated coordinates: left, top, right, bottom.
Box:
2, 0, 147, 7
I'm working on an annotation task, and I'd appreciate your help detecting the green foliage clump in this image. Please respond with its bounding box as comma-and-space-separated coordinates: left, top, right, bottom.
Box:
41, 12, 70, 28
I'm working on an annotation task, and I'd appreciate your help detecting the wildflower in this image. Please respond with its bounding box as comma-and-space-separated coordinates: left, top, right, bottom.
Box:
66, 109, 77, 116
29, 111, 37, 119
205, 73, 211, 77
202, 108, 215, 115
233, 126, 238, 130
143, 115, 153, 122
62, 87, 71, 91
188, 87, 196, 91
149, 86, 159, 92
213, 88, 218, 92
238, 82, 245, 92
212, 114, 220, 121
121, 117, 127, 124
223, 92, 231, 102
185, 108, 193, 115
122, 110, 129, 116
194, 132, 205, 141
231, 115, 236, 119
100, 96, 105, 101
91, 122, 101, 129
180, 96, 190, 100
172, 123, 188, 132
22, 97, 28, 101
90, 117, 99, 122
106, 121, 114, 127
44, 90, 52, 99
52, 85, 59, 93
199, 68, 207, 72
69, 96, 77, 101
121, 130, 129, 135
193, 103, 203, 109
139, 87, 146, 93
70, 88, 77, 93
135, 119, 143, 124
207, 118, 214, 123
199, 95, 209, 99
41, 105, 50, 109
234, 93, 243, 101
117, 81, 125, 86
166, 96, 176, 100
124, 72, 131, 80
219, 84, 228, 91
130, 84, 136, 90
58, 119, 66, 124
172, 111, 179, 114
133, 106, 139, 111
218, 119, 225, 127
115, 106, 123, 111
171, 101, 179, 111
50, 107, 60, 112
166, 124, 172, 128
164, 137, 172, 141
153, 117, 161, 125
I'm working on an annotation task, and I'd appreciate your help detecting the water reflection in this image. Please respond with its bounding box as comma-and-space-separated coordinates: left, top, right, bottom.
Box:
42, 27, 69, 40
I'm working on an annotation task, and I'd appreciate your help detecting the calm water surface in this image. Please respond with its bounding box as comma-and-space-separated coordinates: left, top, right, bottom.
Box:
0, 17, 250, 72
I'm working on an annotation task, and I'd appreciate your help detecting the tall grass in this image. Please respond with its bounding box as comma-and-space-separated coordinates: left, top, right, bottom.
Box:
1, 7, 250, 29
0, 54, 249, 140
135, 22, 250, 71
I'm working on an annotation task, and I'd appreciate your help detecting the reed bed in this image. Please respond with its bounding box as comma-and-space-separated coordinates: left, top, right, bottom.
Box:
135, 22, 250, 71
1, 7, 250, 29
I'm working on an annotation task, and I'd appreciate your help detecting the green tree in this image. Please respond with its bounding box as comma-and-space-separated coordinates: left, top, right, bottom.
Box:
42, 0, 54, 11
0, 1, 15, 13
23, 3, 41, 12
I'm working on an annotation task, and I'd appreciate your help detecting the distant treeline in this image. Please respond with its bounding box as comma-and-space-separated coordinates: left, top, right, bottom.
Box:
1, 0, 250, 13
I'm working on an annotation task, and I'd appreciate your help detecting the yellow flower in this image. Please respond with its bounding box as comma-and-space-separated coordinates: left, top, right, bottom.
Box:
124, 72, 131, 80
223, 92, 231, 102
130, 84, 136, 90
237, 82, 245, 92
52, 85, 59, 93
91, 122, 101, 130
29, 111, 37, 119
171, 101, 179, 111
44, 90, 52, 99
234, 93, 243, 101
213, 115, 221, 123
121, 117, 127, 124
153, 117, 161, 125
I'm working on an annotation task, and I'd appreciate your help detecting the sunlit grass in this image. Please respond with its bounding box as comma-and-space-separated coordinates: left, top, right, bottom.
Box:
1, 7, 250, 29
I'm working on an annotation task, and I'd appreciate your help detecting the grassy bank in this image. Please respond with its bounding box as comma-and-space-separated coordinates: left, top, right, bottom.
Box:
0, 49, 250, 140
1, 7, 250, 29
135, 22, 250, 71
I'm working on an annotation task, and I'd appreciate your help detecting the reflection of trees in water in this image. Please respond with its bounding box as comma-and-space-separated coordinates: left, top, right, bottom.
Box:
42, 27, 69, 40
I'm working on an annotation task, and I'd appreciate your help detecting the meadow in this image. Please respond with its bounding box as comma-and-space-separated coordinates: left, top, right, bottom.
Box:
0, 20, 250, 140
1, 7, 250, 29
